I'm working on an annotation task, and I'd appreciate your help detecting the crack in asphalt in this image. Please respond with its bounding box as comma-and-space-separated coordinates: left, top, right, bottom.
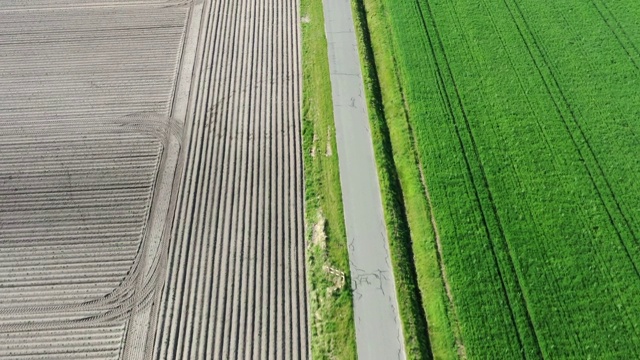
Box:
351, 268, 389, 297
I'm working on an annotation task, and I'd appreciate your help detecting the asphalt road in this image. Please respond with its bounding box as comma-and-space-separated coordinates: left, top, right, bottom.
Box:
321, 0, 406, 358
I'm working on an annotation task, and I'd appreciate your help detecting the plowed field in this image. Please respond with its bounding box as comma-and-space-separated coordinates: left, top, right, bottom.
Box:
0, 0, 307, 358
152, 0, 308, 358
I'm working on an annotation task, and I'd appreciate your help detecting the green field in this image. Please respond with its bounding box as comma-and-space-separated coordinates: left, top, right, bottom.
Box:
357, 0, 640, 358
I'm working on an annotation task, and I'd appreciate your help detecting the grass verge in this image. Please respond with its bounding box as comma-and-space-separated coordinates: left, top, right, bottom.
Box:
300, 0, 358, 358
350, 0, 461, 358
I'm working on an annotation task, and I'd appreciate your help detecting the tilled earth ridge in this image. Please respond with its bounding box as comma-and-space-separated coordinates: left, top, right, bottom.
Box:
0, 1, 188, 359
151, 0, 308, 358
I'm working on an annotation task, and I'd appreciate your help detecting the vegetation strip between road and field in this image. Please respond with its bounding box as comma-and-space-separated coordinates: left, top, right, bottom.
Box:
300, 0, 358, 358
349, 0, 458, 358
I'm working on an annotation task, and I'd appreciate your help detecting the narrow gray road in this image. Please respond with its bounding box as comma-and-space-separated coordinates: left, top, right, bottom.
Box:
321, 0, 406, 358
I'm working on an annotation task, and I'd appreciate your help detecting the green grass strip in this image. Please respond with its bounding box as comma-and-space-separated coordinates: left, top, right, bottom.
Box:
300, 0, 358, 358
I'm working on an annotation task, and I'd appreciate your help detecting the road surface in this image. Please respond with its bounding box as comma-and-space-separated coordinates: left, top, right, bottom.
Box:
321, 0, 407, 358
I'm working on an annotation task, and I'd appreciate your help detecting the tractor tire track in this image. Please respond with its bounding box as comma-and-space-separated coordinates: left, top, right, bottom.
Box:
501, 0, 640, 281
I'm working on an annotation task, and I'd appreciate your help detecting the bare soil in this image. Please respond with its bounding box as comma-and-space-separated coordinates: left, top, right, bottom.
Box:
0, 0, 307, 358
